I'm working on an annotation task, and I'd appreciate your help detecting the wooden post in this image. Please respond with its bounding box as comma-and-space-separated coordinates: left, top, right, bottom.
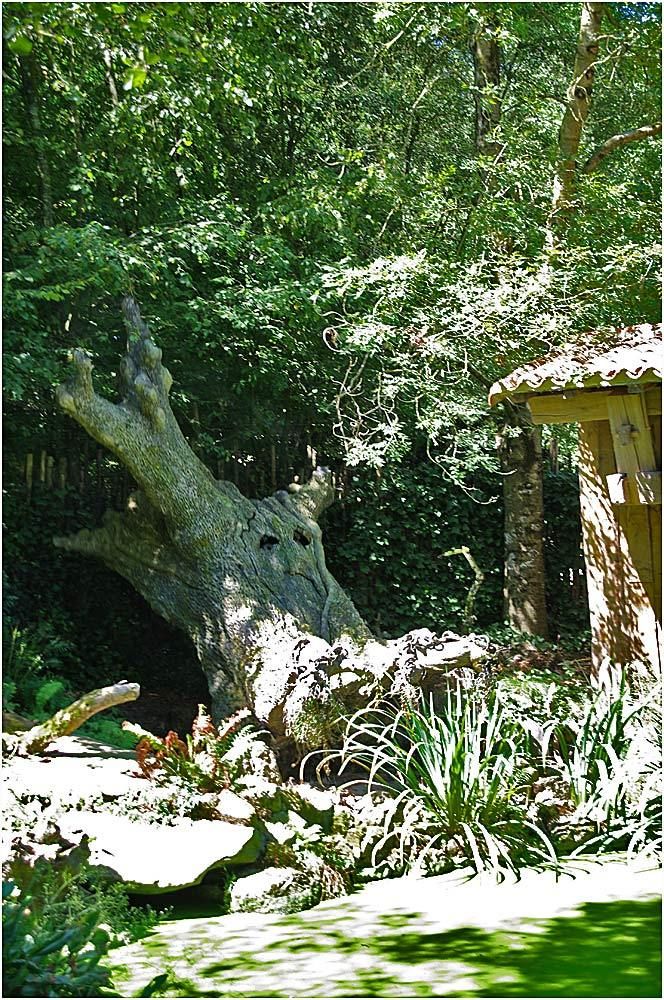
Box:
307, 438, 317, 474
68, 449, 79, 492
45, 455, 54, 489
606, 394, 656, 476
578, 421, 661, 677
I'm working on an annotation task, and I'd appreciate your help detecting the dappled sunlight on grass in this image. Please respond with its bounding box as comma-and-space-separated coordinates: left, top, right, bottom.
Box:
111, 859, 661, 998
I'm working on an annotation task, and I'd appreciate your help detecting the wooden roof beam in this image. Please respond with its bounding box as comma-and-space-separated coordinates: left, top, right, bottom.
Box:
527, 385, 661, 425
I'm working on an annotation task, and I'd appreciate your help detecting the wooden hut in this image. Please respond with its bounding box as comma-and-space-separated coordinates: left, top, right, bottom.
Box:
489, 323, 662, 677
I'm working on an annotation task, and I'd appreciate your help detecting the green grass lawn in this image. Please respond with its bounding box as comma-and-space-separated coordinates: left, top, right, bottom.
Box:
110, 857, 661, 998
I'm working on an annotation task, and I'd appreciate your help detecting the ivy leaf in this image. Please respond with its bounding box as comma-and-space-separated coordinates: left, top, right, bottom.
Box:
123, 65, 148, 91
8, 36, 33, 55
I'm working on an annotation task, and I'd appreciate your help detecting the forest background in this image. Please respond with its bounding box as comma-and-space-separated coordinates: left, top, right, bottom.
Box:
2, 0, 661, 736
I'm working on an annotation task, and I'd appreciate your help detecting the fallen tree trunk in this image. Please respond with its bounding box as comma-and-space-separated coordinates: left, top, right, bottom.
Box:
13, 682, 140, 755
54, 299, 486, 752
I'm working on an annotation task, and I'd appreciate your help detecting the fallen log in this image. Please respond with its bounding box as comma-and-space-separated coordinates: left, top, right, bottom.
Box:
11, 681, 140, 755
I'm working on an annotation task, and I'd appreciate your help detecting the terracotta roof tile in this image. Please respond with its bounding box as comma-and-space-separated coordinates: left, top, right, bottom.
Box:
489, 323, 662, 405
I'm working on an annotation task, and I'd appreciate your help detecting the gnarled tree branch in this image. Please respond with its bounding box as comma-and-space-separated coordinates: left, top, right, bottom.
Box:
56, 297, 253, 554
54, 490, 205, 630
285, 466, 336, 522
55, 491, 179, 578
582, 121, 661, 173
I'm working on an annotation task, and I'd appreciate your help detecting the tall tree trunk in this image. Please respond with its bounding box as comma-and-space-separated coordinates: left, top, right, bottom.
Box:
470, 16, 502, 166
497, 404, 549, 637
54, 299, 484, 751
101, 45, 120, 108
547, 2, 605, 246
470, 11, 549, 639
18, 51, 54, 228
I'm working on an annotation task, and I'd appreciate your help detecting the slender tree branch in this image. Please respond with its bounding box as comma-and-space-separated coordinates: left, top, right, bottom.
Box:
582, 121, 662, 173
444, 546, 485, 629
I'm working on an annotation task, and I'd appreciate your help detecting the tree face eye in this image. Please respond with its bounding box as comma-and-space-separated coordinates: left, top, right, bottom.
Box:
260, 535, 279, 549
293, 530, 311, 546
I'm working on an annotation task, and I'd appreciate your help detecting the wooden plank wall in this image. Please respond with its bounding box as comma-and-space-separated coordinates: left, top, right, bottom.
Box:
578, 418, 662, 677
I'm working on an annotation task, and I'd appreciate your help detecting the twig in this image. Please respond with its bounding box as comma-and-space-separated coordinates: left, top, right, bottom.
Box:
444, 546, 485, 629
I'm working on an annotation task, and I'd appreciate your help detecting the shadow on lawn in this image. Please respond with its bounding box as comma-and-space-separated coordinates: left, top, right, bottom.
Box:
367, 898, 662, 998
152, 896, 661, 998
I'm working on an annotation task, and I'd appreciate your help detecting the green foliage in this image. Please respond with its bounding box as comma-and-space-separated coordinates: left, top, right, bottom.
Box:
555, 671, 635, 811
2, 621, 77, 719
2, 0, 660, 720
323, 666, 660, 881
10, 866, 162, 952
132, 707, 257, 793
3, 833, 166, 998
517, 667, 662, 858
326, 462, 503, 637
331, 689, 556, 878
2, 881, 113, 998
77, 716, 140, 751
540, 464, 589, 641
288, 695, 346, 751
326, 461, 585, 640
555, 672, 660, 856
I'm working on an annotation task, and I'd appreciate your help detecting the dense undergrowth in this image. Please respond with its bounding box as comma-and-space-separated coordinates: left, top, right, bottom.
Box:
3, 849, 167, 999
322, 666, 661, 880
4, 649, 660, 998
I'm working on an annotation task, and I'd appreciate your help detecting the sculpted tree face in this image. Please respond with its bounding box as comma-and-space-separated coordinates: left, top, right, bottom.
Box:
54, 297, 369, 728
54, 297, 483, 749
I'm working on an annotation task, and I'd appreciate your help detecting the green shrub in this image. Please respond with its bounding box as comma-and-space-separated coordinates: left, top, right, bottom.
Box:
1, 618, 141, 750
324, 462, 504, 637
329, 688, 557, 878
2, 622, 76, 721
556, 670, 635, 812
2, 881, 114, 998
76, 716, 140, 751
522, 668, 662, 858
6, 838, 166, 951
33, 870, 162, 949
130, 706, 256, 793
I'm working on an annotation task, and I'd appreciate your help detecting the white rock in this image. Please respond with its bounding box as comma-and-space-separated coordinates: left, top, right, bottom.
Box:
229, 866, 317, 914
3, 736, 142, 802
57, 811, 262, 894
214, 789, 256, 823
287, 784, 335, 832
